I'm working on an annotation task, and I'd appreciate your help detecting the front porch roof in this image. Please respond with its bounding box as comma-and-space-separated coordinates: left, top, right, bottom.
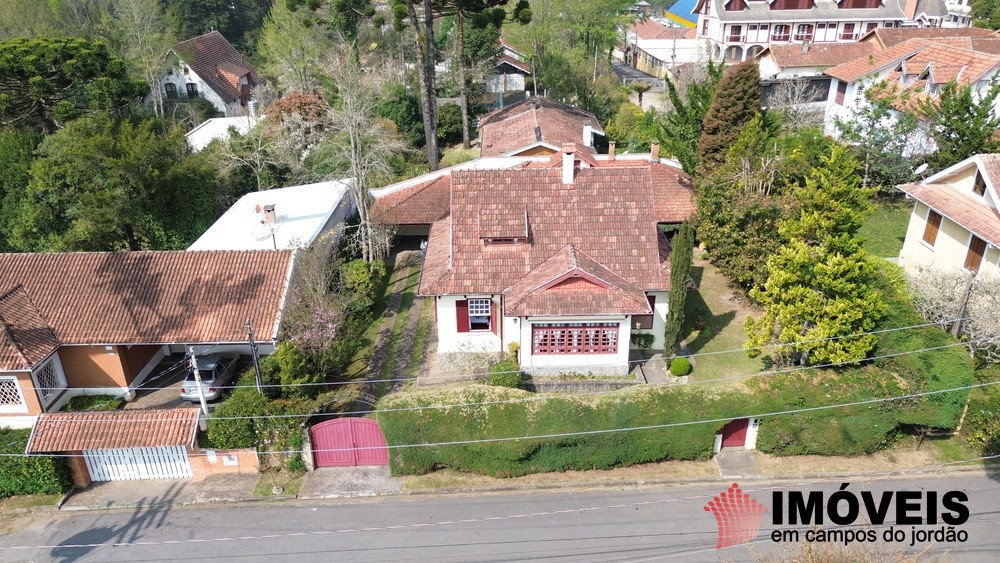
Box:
503, 244, 653, 317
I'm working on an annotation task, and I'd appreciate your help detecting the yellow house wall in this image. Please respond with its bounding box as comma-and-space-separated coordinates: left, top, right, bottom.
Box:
900, 201, 1000, 278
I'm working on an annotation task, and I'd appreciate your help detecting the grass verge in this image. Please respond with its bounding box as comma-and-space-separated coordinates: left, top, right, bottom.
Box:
374, 266, 421, 397
343, 258, 410, 380
860, 199, 911, 258
254, 470, 305, 497
681, 257, 764, 383
406, 296, 433, 379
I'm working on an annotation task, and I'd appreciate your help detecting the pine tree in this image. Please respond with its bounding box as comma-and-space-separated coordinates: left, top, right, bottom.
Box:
745, 146, 885, 365
697, 60, 762, 173
661, 60, 723, 175
664, 222, 694, 355
919, 79, 1000, 171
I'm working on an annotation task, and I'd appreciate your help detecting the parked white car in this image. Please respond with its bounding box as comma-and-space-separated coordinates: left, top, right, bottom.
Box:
180, 354, 240, 402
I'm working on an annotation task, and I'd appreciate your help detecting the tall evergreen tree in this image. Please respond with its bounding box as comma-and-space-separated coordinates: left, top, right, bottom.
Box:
919, 79, 1000, 172
661, 60, 722, 175
697, 60, 761, 173
745, 146, 885, 366
664, 222, 693, 355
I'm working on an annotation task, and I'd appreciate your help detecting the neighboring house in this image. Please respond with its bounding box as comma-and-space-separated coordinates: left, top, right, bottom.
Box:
666, 0, 700, 27
0, 250, 294, 428
372, 144, 696, 376
898, 154, 1000, 278
26, 408, 259, 485
487, 55, 533, 93
477, 97, 605, 157
188, 180, 355, 251
694, 0, 914, 63
823, 37, 1000, 150
185, 114, 261, 152
757, 42, 877, 79
859, 25, 996, 50
618, 18, 706, 76
157, 31, 260, 116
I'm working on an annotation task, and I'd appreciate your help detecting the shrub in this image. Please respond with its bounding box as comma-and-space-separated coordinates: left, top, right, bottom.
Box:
62, 394, 123, 411
670, 357, 692, 376
0, 428, 71, 498
489, 360, 522, 388
631, 332, 655, 350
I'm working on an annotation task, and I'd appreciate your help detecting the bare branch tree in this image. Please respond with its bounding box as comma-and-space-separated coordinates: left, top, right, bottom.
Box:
324, 51, 409, 263
909, 268, 1000, 363
766, 78, 825, 130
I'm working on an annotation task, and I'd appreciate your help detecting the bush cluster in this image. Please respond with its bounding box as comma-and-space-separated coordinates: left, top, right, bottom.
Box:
669, 357, 692, 376
0, 428, 71, 498
489, 359, 523, 388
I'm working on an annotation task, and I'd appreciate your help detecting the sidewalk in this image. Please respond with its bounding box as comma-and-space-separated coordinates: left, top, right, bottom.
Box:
60, 473, 261, 511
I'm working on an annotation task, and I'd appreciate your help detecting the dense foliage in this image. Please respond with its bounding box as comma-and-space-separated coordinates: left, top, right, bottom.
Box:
663, 223, 693, 354
0, 428, 71, 498
697, 61, 762, 173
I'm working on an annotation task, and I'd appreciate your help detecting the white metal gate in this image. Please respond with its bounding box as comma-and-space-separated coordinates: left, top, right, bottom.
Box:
83, 446, 192, 481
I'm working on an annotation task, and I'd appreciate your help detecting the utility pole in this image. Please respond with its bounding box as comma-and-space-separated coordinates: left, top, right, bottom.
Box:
952, 273, 977, 338
247, 319, 263, 395
189, 347, 209, 430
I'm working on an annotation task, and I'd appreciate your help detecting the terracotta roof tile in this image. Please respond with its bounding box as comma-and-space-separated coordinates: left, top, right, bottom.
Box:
496, 54, 532, 74
478, 98, 603, 157
630, 20, 690, 41
761, 43, 877, 70
26, 408, 201, 452
0, 250, 293, 346
0, 285, 60, 371
867, 27, 997, 49
371, 176, 451, 225
899, 182, 1000, 248
503, 245, 652, 316
172, 31, 260, 103
979, 154, 1000, 187
826, 39, 929, 83
418, 156, 696, 302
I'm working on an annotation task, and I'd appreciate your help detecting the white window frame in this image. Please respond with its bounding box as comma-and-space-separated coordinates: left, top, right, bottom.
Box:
32, 356, 67, 408
468, 298, 492, 331
0, 375, 28, 414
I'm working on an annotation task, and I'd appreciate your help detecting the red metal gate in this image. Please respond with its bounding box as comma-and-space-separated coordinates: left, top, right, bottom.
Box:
720, 418, 749, 448
310, 418, 389, 467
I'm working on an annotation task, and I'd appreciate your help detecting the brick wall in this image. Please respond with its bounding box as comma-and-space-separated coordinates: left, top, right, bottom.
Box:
187, 448, 259, 480
67, 451, 91, 488
58, 346, 127, 388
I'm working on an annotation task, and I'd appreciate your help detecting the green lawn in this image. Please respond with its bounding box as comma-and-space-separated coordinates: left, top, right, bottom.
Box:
681, 258, 765, 383
343, 259, 412, 380
860, 199, 912, 258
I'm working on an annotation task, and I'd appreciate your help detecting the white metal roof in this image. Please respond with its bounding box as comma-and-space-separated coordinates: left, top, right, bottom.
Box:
185, 115, 261, 152
188, 180, 353, 251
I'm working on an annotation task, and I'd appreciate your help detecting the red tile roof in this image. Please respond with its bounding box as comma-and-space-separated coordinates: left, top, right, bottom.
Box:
26, 408, 201, 452
865, 27, 997, 49
172, 31, 260, 103
503, 244, 652, 316
0, 250, 293, 346
630, 19, 690, 41
418, 156, 695, 310
899, 182, 1000, 248
0, 285, 60, 371
761, 43, 878, 70
980, 154, 1000, 187
825, 39, 929, 83
478, 98, 603, 157
496, 54, 532, 75
371, 176, 451, 225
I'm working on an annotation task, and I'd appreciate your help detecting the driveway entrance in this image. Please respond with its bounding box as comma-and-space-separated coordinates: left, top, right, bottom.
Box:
309, 418, 389, 467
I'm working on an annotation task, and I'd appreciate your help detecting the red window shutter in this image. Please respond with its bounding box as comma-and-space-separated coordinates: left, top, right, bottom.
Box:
456, 300, 469, 332
490, 300, 498, 335
835, 81, 846, 105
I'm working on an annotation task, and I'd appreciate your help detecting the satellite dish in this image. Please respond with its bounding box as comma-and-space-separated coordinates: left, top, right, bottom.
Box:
914, 163, 929, 177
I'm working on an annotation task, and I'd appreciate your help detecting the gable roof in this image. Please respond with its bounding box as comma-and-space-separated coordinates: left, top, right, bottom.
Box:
899, 182, 1000, 248
759, 42, 878, 70
503, 244, 653, 316
825, 39, 930, 83
631, 19, 690, 40
496, 54, 532, 75
26, 408, 200, 453
372, 176, 452, 225
862, 26, 997, 50
171, 31, 260, 102
0, 285, 60, 372
478, 98, 604, 157
417, 154, 695, 307
0, 250, 294, 346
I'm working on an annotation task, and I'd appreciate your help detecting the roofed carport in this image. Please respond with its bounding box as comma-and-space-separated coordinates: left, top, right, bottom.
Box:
27, 408, 201, 483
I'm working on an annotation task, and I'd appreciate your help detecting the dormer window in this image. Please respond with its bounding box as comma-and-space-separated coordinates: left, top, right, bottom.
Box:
839, 0, 880, 8
974, 171, 987, 197
725, 0, 747, 10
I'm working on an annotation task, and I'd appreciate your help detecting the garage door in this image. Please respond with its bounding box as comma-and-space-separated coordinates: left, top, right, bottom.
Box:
310, 418, 389, 467
84, 446, 192, 481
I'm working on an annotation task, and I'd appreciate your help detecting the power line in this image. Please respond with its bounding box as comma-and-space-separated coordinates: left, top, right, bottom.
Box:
18, 316, 973, 394
13, 374, 1000, 457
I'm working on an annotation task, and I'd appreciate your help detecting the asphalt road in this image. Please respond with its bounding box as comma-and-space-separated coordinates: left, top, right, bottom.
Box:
2, 473, 999, 562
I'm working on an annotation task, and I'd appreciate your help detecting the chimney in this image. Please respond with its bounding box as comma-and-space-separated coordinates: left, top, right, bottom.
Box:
262, 204, 276, 224
583, 124, 593, 147
562, 144, 576, 185
801, 38, 811, 54
248, 100, 258, 119
609, 141, 616, 161
650, 141, 660, 163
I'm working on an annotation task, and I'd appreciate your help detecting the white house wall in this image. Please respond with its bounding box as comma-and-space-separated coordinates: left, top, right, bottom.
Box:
434, 295, 503, 353
899, 201, 1000, 278
517, 316, 631, 376
158, 62, 233, 116
631, 290, 668, 350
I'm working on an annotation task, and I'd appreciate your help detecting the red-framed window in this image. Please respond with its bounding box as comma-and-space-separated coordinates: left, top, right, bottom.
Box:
456, 298, 497, 334
835, 81, 847, 105
771, 25, 791, 42
840, 23, 857, 41
531, 322, 619, 355
794, 24, 814, 42
727, 25, 744, 42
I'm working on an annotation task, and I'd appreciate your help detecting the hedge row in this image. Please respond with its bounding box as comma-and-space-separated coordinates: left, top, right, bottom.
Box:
375, 265, 974, 477
0, 428, 71, 498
